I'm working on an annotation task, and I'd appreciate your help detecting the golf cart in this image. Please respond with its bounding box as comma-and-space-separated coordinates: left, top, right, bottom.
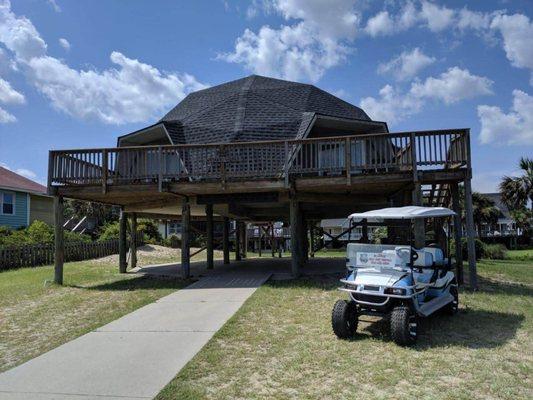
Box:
331, 206, 458, 346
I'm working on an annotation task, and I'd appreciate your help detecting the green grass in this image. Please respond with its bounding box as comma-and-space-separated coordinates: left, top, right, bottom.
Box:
0, 260, 188, 372
507, 249, 533, 261
156, 258, 533, 400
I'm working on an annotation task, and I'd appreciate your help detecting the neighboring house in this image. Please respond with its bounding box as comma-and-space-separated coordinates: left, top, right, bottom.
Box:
157, 219, 182, 239
320, 219, 378, 243
0, 166, 53, 229
480, 193, 522, 237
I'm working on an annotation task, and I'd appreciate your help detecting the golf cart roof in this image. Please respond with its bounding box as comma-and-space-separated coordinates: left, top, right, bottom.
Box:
349, 206, 455, 221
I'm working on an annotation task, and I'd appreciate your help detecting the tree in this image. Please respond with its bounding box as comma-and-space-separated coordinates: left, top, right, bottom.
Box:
472, 192, 500, 237
500, 157, 533, 212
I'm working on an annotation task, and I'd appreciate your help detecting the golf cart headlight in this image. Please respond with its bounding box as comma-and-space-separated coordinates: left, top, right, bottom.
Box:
385, 287, 406, 296
344, 283, 357, 290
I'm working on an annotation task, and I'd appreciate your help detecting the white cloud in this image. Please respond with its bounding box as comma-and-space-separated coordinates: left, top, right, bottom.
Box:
0, 106, 15, 122
58, 37, 70, 51
361, 67, 492, 124
0, 0, 206, 124
220, 0, 360, 82
377, 47, 435, 81
478, 90, 533, 145
26, 53, 206, 124
47, 0, 61, 13
0, 0, 47, 61
419, 0, 454, 32
0, 76, 24, 104
360, 84, 422, 124
410, 66, 493, 104
364, 11, 395, 37
491, 13, 533, 84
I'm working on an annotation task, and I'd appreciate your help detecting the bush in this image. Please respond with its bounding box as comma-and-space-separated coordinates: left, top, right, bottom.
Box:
98, 219, 162, 243
484, 244, 507, 260
27, 220, 54, 244
451, 238, 487, 261
98, 221, 120, 241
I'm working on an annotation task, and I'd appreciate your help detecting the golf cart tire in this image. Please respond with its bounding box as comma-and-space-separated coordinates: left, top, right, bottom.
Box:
390, 305, 417, 346
444, 286, 459, 315
332, 300, 358, 339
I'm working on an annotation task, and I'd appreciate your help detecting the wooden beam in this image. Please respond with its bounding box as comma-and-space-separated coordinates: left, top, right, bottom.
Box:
130, 213, 137, 269
412, 183, 425, 248
223, 217, 230, 264
119, 208, 127, 273
235, 220, 242, 261
206, 204, 214, 270
242, 222, 248, 259
451, 183, 464, 284
463, 177, 478, 290
290, 198, 302, 277
181, 199, 191, 278
53, 196, 64, 285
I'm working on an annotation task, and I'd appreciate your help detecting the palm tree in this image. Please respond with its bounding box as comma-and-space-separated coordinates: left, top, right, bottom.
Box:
500, 157, 533, 211
472, 192, 501, 237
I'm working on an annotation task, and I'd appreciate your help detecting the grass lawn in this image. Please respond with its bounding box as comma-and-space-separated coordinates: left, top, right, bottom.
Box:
507, 249, 533, 261
0, 254, 190, 372
157, 258, 533, 400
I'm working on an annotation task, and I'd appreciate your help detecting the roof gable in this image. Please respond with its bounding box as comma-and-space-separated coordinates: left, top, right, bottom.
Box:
0, 166, 46, 194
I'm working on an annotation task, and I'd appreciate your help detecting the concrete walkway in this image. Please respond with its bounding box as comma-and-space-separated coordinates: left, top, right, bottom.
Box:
0, 272, 271, 400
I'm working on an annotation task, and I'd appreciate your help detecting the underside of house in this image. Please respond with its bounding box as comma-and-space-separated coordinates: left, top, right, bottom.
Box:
48, 75, 478, 287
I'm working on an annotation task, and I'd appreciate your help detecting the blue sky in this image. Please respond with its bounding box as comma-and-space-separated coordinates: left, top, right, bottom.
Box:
0, 0, 532, 192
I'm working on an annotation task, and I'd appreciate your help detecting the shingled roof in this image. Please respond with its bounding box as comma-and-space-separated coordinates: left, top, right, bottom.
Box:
156, 75, 374, 145
0, 166, 47, 194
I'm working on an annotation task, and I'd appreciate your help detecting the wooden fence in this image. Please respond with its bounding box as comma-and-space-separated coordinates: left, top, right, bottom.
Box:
0, 236, 143, 271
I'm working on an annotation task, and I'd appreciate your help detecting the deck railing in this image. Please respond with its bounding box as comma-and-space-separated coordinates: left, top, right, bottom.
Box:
48, 129, 469, 190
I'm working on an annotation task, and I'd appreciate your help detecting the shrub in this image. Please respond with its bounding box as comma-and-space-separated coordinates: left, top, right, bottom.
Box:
65, 231, 92, 243
137, 219, 162, 242
483, 244, 508, 260
98, 221, 120, 241
27, 220, 54, 244
451, 238, 487, 260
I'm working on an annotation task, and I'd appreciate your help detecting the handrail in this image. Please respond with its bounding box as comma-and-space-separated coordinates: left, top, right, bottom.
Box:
48, 129, 470, 190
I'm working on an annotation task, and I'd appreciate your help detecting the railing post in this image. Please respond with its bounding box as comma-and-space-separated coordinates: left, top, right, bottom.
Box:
158, 146, 163, 192
284, 141, 289, 188
219, 144, 226, 189
102, 149, 108, 194
410, 132, 418, 182
47, 151, 54, 195
345, 137, 351, 186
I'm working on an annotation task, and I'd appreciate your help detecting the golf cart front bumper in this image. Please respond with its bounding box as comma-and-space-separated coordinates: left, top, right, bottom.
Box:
339, 279, 418, 307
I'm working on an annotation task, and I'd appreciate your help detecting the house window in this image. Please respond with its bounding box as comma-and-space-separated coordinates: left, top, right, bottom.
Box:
168, 222, 181, 235
1, 192, 14, 215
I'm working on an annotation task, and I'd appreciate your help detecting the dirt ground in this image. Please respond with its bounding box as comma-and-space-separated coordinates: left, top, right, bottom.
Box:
93, 244, 224, 267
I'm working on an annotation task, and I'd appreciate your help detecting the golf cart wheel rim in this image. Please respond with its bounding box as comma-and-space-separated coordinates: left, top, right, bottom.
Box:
408, 315, 417, 337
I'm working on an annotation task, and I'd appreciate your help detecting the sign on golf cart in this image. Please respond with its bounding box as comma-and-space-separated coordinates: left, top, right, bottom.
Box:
331, 206, 459, 346
356, 252, 395, 268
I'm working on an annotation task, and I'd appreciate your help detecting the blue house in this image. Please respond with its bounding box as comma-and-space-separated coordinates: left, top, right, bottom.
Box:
0, 166, 53, 229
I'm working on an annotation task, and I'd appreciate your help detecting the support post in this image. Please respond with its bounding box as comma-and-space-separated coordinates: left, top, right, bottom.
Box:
53, 196, 64, 285
302, 218, 309, 263
242, 222, 248, 259
235, 220, 242, 261
130, 213, 137, 269
206, 204, 214, 270
463, 178, 478, 290
181, 199, 191, 279
309, 222, 315, 258
361, 219, 369, 243
451, 183, 464, 284
290, 198, 302, 277
119, 208, 127, 273
412, 183, 425, 248
223, 217, 230, 264
271, 223, 275, 258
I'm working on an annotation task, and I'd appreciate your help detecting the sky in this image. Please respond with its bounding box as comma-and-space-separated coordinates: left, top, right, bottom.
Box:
0, 0, 532, 192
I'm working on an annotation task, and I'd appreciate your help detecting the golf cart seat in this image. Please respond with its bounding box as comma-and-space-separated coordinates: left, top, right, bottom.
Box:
423, 246, 447, 267
413, 250, 434, 268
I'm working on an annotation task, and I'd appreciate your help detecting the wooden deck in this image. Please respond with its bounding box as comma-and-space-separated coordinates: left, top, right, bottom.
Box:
48, 129, 470, 212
